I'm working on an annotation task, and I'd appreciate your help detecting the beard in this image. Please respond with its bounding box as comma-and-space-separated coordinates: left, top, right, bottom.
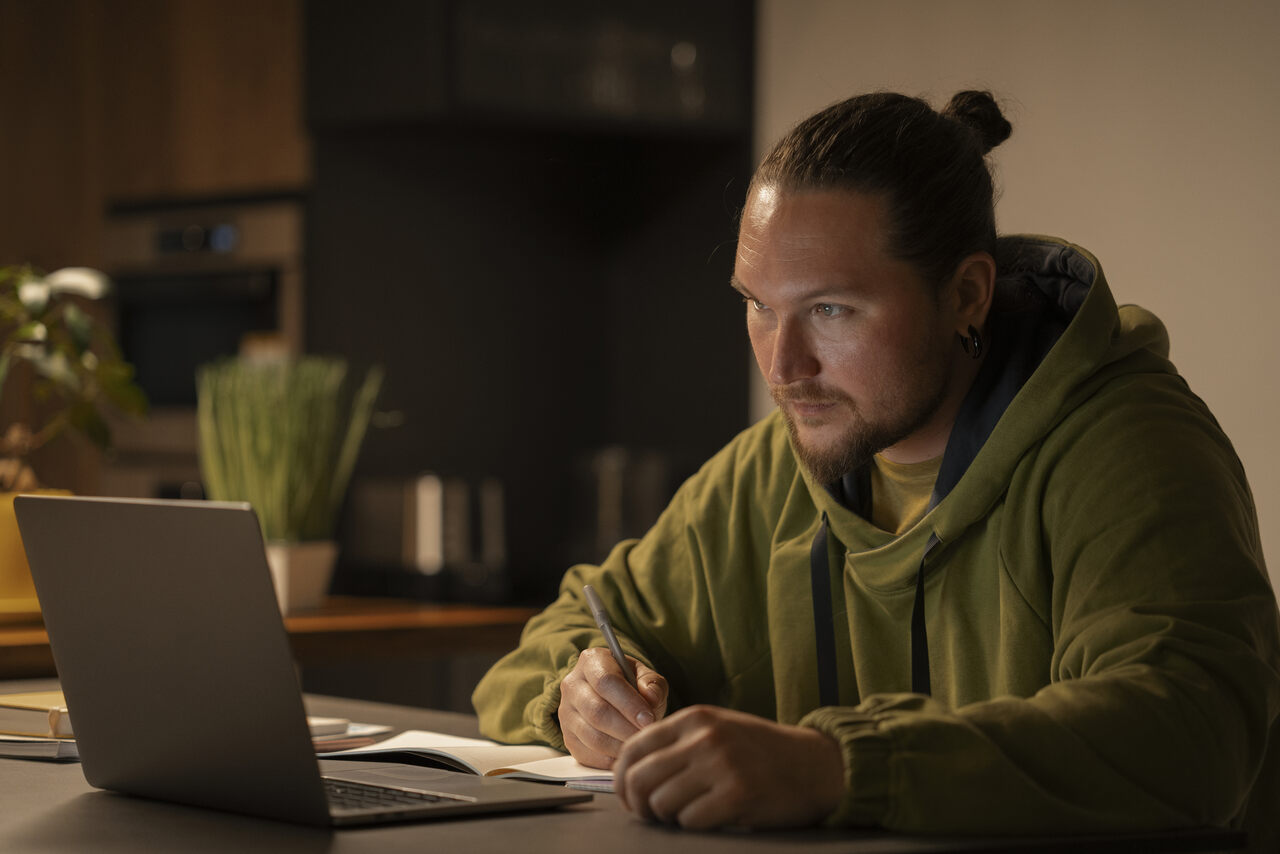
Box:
772, 359, 952, 485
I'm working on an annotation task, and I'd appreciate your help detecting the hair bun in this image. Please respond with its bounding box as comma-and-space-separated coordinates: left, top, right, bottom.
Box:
942, 90, 1012, 154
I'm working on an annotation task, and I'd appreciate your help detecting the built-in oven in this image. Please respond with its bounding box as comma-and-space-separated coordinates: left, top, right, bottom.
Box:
98, 195, 304, 498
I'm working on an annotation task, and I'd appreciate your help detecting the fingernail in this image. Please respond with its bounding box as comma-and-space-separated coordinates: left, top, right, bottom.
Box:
636, 710, 654, 727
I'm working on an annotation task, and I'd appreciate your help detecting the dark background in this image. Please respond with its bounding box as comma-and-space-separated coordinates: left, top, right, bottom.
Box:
306, 0, 755, 601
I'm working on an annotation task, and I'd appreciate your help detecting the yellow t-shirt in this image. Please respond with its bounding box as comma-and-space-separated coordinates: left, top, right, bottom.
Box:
869, 453, 942, 535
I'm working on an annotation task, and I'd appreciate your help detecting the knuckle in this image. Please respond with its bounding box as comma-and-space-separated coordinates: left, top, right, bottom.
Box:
596, 671, 628, 696
682, 704, 717, 727
580, 723, 615, 753
582, 651, 623, 686
640, 675, 667, 698
698, 725, 730, 751
581, 647, 610, 669
581, 693, 611, 722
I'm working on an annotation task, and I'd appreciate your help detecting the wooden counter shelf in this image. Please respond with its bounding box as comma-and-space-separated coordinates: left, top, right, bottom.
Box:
0, 596, 537, 678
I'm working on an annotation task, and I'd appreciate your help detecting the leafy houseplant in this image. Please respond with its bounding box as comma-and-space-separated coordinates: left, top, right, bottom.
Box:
0, 265, 147, 490
0, 264, 147, 616
196, 357, 382, 612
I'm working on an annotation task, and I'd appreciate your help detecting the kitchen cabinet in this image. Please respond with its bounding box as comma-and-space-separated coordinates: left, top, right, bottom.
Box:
306, 0, 751, 135
0, 0, 307, 262
0, 0, 103, 270
100, 0, 310, 199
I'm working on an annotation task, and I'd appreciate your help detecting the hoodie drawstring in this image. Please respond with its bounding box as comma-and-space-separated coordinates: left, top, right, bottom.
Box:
809, 513, 840, 706
910, 534, 938, 696
811, 516, 935, 704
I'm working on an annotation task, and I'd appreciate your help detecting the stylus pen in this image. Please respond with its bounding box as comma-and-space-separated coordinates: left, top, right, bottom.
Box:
583, 584, 638, 688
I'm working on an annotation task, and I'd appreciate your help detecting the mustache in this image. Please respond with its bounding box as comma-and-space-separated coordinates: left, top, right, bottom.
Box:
769, 382, 852, 406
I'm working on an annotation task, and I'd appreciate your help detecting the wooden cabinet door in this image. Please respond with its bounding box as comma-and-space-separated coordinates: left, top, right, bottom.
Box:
100, 0, 309, 199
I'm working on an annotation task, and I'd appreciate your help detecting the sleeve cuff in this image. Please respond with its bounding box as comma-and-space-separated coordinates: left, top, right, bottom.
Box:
800, 705, 893, 828
529, 651, 580, 751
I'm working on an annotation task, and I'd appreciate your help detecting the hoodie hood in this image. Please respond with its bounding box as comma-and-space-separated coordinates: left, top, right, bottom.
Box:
804, 235, 1174, 564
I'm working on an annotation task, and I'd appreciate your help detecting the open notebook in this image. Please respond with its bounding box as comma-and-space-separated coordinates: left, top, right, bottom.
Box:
322, 729, 614, 790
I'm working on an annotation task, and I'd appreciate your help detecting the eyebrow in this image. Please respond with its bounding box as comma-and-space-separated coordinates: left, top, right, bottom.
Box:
729, 275, 859, 305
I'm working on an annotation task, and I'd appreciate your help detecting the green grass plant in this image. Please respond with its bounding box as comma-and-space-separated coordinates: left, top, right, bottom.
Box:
197, 357, 382, 542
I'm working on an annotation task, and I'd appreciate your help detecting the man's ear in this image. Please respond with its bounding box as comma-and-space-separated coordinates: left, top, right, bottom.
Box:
948, 251, 996, 333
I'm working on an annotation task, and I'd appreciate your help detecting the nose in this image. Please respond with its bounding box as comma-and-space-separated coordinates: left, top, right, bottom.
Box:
764, 318, 819, 385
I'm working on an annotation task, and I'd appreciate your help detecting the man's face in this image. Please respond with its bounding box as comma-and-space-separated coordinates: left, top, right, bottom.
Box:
732, 186, 963, 482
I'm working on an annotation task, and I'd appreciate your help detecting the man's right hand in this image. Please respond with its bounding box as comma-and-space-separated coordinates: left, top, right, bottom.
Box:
558, 647, 668, 769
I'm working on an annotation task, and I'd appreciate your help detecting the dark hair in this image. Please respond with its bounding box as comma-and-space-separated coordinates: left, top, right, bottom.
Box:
750, 90, 1012, 288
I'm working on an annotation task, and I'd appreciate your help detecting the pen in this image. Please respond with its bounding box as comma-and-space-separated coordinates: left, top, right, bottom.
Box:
583, 584, 638, 689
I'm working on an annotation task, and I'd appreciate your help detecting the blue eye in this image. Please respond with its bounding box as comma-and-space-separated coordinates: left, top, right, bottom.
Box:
816, 304, 839, 317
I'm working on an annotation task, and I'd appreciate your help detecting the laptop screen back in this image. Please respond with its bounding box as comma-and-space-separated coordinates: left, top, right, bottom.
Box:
16, 495, 331, 825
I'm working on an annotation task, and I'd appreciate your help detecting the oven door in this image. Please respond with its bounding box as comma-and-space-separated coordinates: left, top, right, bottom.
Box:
113, 268, 279, 407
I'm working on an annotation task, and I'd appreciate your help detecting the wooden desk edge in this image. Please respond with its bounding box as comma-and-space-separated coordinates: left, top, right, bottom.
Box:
1, 598, 539, 677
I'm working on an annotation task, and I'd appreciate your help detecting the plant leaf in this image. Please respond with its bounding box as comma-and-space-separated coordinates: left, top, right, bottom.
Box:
61, 302, 94, 353
14, 321, 48, 342
17, 280, 50, 315
98, 361, 149, 415
68, 401, 111, 449
31, 349, 81, 392
196, 357, 384, 541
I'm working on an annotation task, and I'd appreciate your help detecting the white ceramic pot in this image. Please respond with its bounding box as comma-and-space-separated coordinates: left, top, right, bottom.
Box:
264, 540, 338, 614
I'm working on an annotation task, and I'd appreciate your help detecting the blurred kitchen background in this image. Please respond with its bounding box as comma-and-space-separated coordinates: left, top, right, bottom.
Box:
3, 0, 1278, 610
0, 0, 756, 613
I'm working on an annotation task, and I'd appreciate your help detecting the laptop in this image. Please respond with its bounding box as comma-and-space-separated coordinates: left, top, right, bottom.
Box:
14, 494, 589, 827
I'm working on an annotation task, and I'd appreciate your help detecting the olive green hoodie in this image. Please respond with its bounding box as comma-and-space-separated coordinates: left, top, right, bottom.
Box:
473, 237, 1280, 847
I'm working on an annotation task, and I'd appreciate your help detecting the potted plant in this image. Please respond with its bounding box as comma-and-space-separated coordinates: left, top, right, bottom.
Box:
196, 356, 382, 613
0, 264, 147, 617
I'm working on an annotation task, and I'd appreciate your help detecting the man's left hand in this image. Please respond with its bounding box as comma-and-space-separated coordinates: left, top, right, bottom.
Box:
613, 705, 845, 831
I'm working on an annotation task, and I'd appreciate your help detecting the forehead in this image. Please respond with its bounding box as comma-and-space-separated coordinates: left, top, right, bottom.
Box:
734, 186, 901, 288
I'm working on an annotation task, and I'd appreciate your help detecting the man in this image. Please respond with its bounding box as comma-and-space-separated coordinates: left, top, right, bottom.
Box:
472, 92, 1280, 846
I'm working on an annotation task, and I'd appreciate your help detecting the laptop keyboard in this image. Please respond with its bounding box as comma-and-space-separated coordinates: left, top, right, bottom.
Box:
324, 778, 458, 811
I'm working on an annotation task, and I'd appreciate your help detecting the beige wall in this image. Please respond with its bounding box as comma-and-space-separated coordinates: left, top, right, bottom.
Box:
754, 0, 1280, 590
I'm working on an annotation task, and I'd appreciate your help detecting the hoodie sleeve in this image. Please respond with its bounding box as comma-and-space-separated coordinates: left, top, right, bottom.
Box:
803, 373, 1280, 841
472, 416, 789, 746
469, 538, 694, 750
